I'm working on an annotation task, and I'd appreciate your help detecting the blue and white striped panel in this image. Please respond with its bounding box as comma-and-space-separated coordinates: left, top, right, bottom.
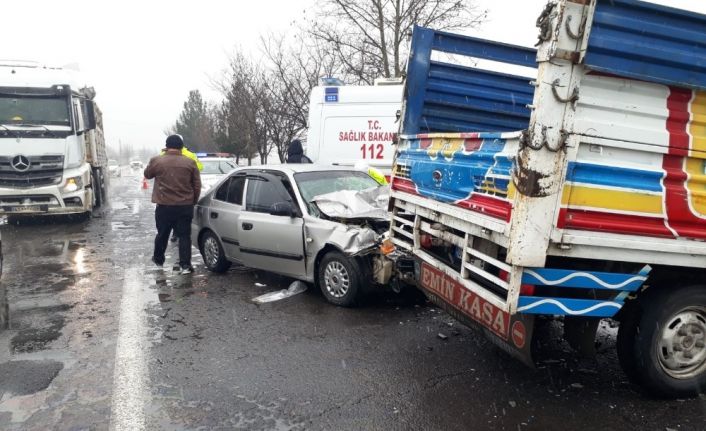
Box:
521, 266, 650, 291
517, 297, 622, 318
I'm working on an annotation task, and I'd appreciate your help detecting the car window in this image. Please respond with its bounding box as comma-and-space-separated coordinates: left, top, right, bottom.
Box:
214, 178, 229, 201
245, 177, 290, 213
225, 176, 245, 205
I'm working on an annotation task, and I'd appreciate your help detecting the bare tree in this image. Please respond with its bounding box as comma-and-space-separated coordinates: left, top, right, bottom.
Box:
213, 51, 272, 165
260, 32, 340, 161
306, 0, 486, 84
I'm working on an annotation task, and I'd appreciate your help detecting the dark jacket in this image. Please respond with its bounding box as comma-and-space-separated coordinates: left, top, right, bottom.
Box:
144, 149, 201, 205
286, 140, 312, 163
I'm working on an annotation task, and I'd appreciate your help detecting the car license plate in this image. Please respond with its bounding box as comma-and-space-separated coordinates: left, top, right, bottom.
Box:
10, 206, 43, 213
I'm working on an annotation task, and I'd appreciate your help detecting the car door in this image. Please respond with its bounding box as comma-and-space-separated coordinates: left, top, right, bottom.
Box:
206, 174, 245, 261
237, 172, 306, 278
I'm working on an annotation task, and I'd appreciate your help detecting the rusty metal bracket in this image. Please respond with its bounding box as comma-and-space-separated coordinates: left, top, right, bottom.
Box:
565, 14, 586, 40
520, 126, 569, 153
551, 79, 579, 109
535, 2, 557, 46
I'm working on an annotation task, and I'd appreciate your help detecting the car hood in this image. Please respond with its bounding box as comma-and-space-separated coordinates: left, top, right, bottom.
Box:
311, 186, 389, 221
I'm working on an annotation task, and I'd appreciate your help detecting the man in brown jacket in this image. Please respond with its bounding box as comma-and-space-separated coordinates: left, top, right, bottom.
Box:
144, 134, 201, 274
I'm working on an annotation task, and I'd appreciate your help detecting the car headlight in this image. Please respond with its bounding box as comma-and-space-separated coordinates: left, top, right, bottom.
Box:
62, 176, 84, 193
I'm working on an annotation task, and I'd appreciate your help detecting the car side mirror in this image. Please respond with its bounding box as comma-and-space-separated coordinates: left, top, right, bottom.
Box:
270, 201, 296, 217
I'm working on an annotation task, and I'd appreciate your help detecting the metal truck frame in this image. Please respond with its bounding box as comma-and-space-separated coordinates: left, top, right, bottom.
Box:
388, 0, 706, 398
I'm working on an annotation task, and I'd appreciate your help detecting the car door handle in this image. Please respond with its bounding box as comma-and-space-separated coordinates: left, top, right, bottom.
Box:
242, 222, 253, 231
210, 212, 218, 219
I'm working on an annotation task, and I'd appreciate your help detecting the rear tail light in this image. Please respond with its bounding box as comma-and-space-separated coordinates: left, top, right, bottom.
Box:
520, 283, 535, 296
500, 270, 535, 296
420, 234, 433, 249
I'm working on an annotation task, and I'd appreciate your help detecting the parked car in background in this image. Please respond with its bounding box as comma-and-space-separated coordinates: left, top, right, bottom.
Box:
192, 165, 402, 306
107, 159, 121, 177
129, 160, 143, 171
196, 153, 238, 194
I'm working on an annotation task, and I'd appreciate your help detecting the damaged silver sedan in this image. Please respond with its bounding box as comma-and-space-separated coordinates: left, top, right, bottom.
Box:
191, 165, 395, 306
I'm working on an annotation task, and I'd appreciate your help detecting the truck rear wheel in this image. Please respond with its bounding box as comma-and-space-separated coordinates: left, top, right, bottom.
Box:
621, 285, 706, 398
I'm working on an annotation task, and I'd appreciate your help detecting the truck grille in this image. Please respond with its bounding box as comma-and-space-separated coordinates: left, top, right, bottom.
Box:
0, 155, 64, 188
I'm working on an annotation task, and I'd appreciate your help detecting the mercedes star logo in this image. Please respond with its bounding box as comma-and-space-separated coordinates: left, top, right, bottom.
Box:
12, 155, 30, 172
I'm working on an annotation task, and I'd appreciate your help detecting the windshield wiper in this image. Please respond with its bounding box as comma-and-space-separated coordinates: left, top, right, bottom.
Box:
14, 124, 58, 138
0, 124, 20, 138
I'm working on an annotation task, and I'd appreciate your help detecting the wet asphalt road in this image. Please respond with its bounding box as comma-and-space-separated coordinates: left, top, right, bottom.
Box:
0, 171, 704, 431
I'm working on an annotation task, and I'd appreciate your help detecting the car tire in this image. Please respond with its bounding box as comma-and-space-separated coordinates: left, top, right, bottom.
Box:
318, 251, 363, 307
200, 231, 231, 273
627, 285, 706, 398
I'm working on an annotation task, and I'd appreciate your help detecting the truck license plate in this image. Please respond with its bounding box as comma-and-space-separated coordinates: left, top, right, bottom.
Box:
10, 206, 42, 213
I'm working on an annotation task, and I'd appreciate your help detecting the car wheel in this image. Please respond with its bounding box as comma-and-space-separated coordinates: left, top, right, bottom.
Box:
318, 251, 363, 307
200, 231, 231, 273
628, 285, 706, 398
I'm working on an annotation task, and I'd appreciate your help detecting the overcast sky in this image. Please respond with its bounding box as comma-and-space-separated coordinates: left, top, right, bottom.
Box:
2, 0, 705, 152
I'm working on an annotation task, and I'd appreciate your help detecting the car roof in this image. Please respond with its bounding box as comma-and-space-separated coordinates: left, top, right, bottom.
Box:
234, 164, 360, 175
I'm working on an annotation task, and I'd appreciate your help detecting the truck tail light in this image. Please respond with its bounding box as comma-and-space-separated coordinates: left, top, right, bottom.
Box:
420, 234, 433, 249
500, 270, 535, 296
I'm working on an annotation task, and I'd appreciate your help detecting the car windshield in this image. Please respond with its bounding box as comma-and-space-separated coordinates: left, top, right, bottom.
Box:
0, 95, 71, 126
201, 160, 235, 174
295, 170, 379, 203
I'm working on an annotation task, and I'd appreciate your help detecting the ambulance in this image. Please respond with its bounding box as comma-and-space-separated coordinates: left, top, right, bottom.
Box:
305, 78, 402, 175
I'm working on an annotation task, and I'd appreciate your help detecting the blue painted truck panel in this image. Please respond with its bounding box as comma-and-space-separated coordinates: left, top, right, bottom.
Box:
585, 0, 706, 91
402, 26, 537, 136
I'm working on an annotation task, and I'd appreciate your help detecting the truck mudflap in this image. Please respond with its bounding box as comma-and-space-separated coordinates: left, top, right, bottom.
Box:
418, 262, 535, 366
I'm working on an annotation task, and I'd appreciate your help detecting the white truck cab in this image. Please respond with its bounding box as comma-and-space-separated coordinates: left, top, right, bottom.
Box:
305, 79, 402, 174
0, 61, 107, 217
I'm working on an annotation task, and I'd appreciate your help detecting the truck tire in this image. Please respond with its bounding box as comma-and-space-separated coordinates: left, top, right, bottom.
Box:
92, 171, 102, 208
627, 285, 706, 398
617, 305, 642, 385
318, 251, 363, 307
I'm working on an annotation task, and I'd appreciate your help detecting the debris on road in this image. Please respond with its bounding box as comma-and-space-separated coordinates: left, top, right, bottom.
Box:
251, 281, 308, 304
254, 282, 267, 287
437, 333, 448, 340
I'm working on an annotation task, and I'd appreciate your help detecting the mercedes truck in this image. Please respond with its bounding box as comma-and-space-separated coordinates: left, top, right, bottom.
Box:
0, 61, 108, 219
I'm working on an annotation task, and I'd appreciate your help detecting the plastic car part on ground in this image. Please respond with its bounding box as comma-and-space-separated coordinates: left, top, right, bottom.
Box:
251, 281, 308, 304
311, 186, 389, 220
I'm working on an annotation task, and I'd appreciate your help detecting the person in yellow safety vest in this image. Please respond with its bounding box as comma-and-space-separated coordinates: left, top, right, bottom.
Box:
180, 147, 204, 172
354, 161, 388, 185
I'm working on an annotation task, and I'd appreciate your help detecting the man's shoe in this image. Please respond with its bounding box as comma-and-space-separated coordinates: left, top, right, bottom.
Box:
179, 266, 194, 275
151, 256, 164, 267
170, 235, 178, 243
172, 263, 181, 271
